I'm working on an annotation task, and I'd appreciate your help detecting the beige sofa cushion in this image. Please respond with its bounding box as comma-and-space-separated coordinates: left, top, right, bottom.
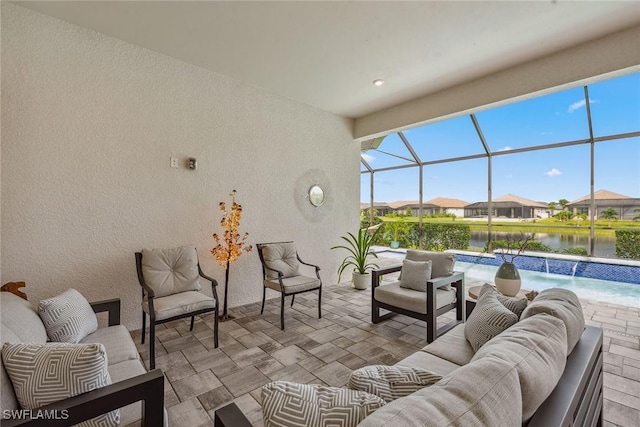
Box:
422, 323, 474, 366
471, 313, 568, 422
521, 288, 585, 353
81, 325, 140, 365
396, 350, 460, 377
141, 246, 201, 298
357, 357, 522, 427
0, 292, 47, 343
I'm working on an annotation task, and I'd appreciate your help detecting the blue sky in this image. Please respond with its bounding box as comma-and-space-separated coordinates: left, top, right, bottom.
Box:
361, 72, 640, 204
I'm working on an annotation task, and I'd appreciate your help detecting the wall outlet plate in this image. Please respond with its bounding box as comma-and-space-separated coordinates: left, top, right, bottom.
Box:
170, 157, 178, 168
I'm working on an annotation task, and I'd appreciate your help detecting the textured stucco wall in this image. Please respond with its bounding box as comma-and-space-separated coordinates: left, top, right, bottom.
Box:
0, 4, 358, 328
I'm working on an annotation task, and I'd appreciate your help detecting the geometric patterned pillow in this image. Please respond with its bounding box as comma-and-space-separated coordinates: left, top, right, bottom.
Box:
479, 283, 528, 317
261, 381, 385, 427
1, 342, 120, 427
348, 365, 442, 402
37, 289, 98, 343
464, 288, 519, 352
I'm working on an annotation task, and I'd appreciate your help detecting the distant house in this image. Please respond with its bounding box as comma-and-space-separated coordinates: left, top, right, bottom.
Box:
464, 194, 549, 219
566, 190, 640, 221
360, 197, 469, 217
424, 197, 469, 217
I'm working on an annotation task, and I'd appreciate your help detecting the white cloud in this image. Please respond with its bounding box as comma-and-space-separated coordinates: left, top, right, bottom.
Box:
567, 99, 597, 113
545, 168, 562, 177
361, 153, 375, 163
497, 146, 513, 152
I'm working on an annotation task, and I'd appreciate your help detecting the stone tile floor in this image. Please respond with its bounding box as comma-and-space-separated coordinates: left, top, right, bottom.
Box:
130, 281, 640, 427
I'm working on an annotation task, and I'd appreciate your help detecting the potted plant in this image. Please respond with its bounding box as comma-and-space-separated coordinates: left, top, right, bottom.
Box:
332, 228, 379, 290
494, 233, 532, 296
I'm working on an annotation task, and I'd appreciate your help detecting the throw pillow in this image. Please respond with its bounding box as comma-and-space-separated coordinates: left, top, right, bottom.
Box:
262, 381, 385, 427
399, 259, 432, 292
405, 250, 455, 279
465, 288, 519, 351
38, 288, 98, 343
479, 283, 528, 317
1, 342, 120, 427
348, 365, 442, 402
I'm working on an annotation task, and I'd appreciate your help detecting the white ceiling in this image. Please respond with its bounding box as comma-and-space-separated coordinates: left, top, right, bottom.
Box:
13, 1, 640, 119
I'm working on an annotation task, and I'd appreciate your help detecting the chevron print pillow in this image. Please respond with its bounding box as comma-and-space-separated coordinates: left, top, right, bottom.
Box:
348, 365, 442, 402
262, 381, 385, 427
1, 342, 120, 427
479, 283, 528, 317
37, 289, 98, 343
465, 288, 519, 352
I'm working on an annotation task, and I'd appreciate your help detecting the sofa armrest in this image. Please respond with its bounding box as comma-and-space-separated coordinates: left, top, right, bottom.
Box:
2, 369, 165, 427
214, 402, 253, 427
90, 298, 121, 327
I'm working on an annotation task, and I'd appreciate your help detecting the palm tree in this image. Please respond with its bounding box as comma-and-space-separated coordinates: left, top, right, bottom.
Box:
548, 201, 557, 216
634, 208, 640, 222
559, 199, 570, 210
599, 207, 618, 227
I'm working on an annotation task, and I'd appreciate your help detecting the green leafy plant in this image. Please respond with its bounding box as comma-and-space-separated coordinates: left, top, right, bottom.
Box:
331, 228, 379, 282
615, 230, 640, 260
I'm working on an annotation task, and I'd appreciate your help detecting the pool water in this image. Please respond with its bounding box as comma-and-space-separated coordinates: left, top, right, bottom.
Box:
456, 261, 640, 307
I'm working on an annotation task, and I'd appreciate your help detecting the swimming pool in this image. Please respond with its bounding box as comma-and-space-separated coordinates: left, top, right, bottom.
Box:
374, 248, 640, 307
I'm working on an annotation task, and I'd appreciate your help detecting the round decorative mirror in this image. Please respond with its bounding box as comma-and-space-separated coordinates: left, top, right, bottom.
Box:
308, 185, 325, 207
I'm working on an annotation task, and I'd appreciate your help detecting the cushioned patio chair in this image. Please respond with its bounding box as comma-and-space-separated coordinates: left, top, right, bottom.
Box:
257, 242, 322, 330
372, 250, 465, 343
135, 246, 219, 369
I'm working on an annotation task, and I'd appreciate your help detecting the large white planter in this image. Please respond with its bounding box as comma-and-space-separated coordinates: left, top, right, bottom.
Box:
352, 272, 371, 290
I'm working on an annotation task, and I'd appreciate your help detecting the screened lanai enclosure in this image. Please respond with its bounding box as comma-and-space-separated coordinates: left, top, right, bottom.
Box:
360, 71, 640, 259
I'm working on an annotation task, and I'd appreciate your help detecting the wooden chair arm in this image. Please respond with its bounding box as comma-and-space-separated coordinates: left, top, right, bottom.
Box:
427, 271, 465, 288
2, 370, 165, 426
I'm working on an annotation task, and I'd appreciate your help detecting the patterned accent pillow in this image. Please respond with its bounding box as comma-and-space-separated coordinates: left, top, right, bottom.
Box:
465, 288, 519, 352
479, 283, 528, 317
262, 381, 385, 427
38, 289, 98, 343
348, 365, 442, 402
399, 259, 432, 292
1, 342, 120, 427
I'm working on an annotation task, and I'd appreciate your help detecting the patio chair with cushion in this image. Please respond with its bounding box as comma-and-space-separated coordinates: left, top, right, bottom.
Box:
135, 246, 219, 369
372, 250, 465, 342
257, 242, 322, 330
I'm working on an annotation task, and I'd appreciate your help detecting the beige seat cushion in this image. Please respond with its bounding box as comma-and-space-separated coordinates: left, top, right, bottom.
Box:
265, 275, 320, 294
471, 313, 568, 422
81, 325, 140, 365
422, 324, 474, 366
521, 288, 585, 354
374, 282, 456, 315
396, 350, 460, 377
142, 291, 216, 321
141, 246, 201, 298
357, 357, 522, 427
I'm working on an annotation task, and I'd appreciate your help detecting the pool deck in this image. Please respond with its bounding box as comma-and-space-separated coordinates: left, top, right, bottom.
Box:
132, 264, 640, 426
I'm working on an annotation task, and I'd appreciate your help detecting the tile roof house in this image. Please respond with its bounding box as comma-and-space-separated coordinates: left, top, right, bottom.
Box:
464, 194, 550, 219
567, 190, 640, 220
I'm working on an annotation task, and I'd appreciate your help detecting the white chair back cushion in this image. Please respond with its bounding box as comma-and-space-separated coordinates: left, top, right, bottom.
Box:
141, 246, 201, 298
261, 243, 300, 279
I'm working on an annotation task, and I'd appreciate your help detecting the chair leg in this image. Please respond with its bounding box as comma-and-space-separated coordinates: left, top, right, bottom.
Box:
214, 305, 219, 349
427, 285, 437, 343
261, 286, 266, 314
280, 292, 285, 330
149, 321, 156, 370
372, 300, 380, 323
190, 316, 195, 331
291, 294, 295, 307
317, 287, 322, 319
141, 311, 146, 344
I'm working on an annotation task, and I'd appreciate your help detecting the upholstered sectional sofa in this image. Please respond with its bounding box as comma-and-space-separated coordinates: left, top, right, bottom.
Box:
215, 287, 603, 427
0, 290, 165, 426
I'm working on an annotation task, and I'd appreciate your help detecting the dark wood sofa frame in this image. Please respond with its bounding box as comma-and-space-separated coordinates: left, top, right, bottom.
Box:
1, 297, 165, 427
372, 266, 466, 343
214, 301, 604, 427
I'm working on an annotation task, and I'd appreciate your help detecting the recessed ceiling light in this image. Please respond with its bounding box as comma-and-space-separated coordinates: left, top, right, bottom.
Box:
373, 79, 385, 86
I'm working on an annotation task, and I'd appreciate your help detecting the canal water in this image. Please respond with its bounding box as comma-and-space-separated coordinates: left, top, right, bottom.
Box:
469, 231, 616, 258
